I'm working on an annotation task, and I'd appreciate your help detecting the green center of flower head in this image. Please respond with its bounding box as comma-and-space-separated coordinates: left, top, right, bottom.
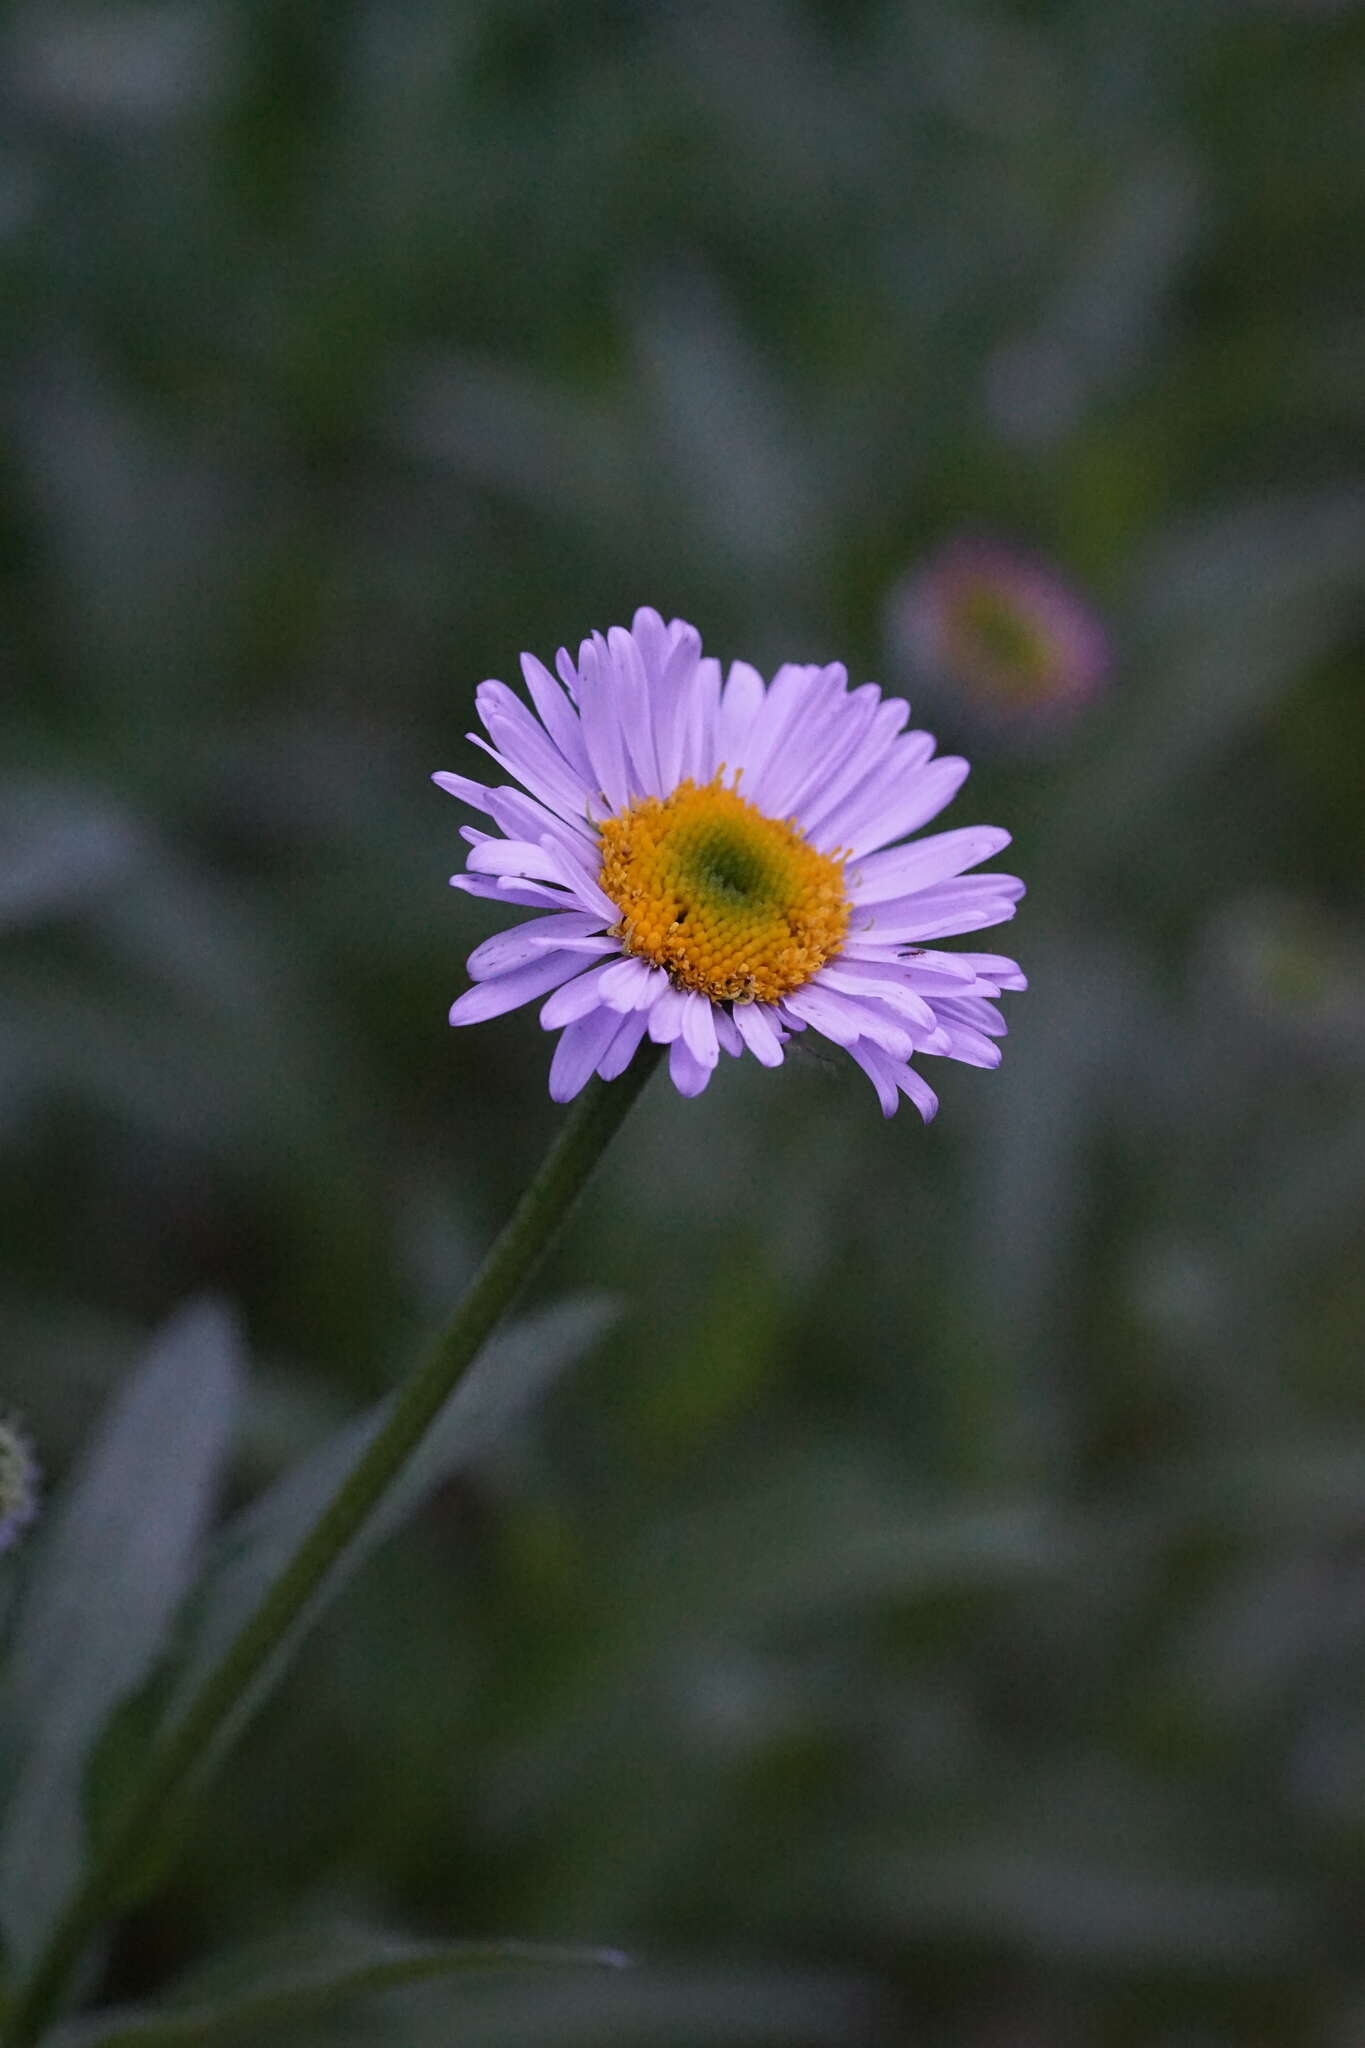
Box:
688, 821, 777, 903
954, 585, 1055, 697
598, 775, 850, 1003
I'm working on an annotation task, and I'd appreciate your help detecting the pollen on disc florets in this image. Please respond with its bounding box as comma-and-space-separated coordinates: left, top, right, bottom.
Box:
598, 775, 851, 1003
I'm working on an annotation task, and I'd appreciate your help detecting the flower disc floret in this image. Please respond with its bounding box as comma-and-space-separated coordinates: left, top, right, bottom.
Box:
599, 776, 850, 1004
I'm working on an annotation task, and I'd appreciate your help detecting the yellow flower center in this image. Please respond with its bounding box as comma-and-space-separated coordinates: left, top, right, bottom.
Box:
598, 776, 850, 1003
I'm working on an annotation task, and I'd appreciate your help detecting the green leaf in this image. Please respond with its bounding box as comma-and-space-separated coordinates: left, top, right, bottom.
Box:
625, 1454, 1065, 1636
159, 1298, 615, 1761
0, 1303, 242, 1972
44, 1927, 629, 2047
253, 1962, 874, 2047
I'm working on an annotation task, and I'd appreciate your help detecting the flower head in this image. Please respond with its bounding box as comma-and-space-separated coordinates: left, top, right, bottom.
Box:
889, 538, 1109, 729
436, 609, 1025, 1116
0, 1417, 40, 1555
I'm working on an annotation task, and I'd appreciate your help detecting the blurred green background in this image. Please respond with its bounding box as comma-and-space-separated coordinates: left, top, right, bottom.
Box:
3, 1, 1364, 2042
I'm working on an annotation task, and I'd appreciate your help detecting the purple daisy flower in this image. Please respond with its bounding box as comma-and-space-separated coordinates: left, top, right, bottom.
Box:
435, 609, 1025, 1117
889, 538, 1109, 727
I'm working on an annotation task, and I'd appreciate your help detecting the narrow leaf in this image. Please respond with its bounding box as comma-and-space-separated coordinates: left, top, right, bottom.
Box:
0, 1302, 242, 1968
46, 1931, 629, 2047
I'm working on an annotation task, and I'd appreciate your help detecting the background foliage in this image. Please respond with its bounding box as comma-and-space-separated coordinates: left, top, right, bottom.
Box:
3, 1, 1363, 2042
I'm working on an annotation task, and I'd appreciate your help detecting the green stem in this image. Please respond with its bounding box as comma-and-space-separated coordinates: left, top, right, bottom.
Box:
5, 1047, 662, 2048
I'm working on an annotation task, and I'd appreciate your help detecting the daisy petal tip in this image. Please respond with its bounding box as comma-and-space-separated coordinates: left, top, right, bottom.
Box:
433, 769, 496, 812
547, 1064, 590, 1105
668, 1037, 713, 1098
